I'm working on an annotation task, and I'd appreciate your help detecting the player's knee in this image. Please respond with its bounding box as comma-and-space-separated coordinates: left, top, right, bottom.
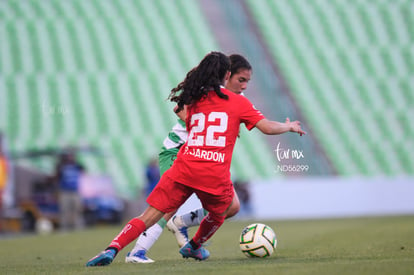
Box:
137, 206, 164, 228
225, 199, 240, 219
163, 211, 176, 221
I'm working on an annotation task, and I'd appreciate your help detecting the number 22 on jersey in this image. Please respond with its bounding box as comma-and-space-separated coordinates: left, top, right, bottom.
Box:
187, 112, 228, 147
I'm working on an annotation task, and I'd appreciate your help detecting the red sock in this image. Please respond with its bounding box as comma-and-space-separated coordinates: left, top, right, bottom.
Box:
192, 213, 225, 247
108, 218, 146, 251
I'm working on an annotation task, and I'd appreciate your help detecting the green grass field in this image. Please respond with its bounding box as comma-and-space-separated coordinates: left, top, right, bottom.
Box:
1, 216, 413, 275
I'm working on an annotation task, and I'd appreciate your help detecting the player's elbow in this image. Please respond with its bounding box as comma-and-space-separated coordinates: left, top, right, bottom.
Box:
260, 126, 273, 135
255, 119, 273, 135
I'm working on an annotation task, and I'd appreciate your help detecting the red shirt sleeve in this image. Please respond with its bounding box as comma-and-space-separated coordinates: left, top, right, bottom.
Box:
238, 96, 266, 130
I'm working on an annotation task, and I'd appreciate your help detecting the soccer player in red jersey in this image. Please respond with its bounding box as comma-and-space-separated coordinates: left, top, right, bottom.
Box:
125, 54, 254, 264
86, 52, 305, 266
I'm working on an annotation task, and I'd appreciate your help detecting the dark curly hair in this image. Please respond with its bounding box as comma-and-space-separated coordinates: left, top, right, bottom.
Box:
229, 54, 252, 76
169, 51, 230, 112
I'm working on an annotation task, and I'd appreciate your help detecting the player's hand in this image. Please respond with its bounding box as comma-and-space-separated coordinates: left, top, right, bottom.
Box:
285, 117, 306, 136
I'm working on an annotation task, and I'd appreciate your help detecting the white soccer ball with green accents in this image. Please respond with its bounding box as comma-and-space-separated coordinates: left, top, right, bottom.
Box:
239, 223, 277, 258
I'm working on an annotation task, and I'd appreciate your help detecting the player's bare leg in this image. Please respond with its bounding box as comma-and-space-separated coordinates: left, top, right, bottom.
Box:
224, 191, 240, 218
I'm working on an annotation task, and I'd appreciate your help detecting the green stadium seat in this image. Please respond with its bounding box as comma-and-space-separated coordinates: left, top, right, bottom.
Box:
10, 0, 406, 199
246, 0, 413, 175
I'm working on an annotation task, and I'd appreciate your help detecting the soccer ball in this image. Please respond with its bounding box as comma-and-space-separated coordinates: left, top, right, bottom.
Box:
35, 218, 54, 235
239, 223, 277, 258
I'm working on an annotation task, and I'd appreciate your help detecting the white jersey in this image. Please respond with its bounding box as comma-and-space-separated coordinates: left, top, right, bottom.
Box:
162, 119, 188, 150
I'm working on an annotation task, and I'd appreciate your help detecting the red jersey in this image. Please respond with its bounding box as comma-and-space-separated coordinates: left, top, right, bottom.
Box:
166, 88, 265, 195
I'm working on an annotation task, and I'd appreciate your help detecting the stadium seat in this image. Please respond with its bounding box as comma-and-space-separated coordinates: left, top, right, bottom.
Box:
246, 0, 413, 175
1, 0, 278, 197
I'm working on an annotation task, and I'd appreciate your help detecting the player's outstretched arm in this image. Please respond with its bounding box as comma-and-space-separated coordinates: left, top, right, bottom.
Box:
255, 118, 306, 136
